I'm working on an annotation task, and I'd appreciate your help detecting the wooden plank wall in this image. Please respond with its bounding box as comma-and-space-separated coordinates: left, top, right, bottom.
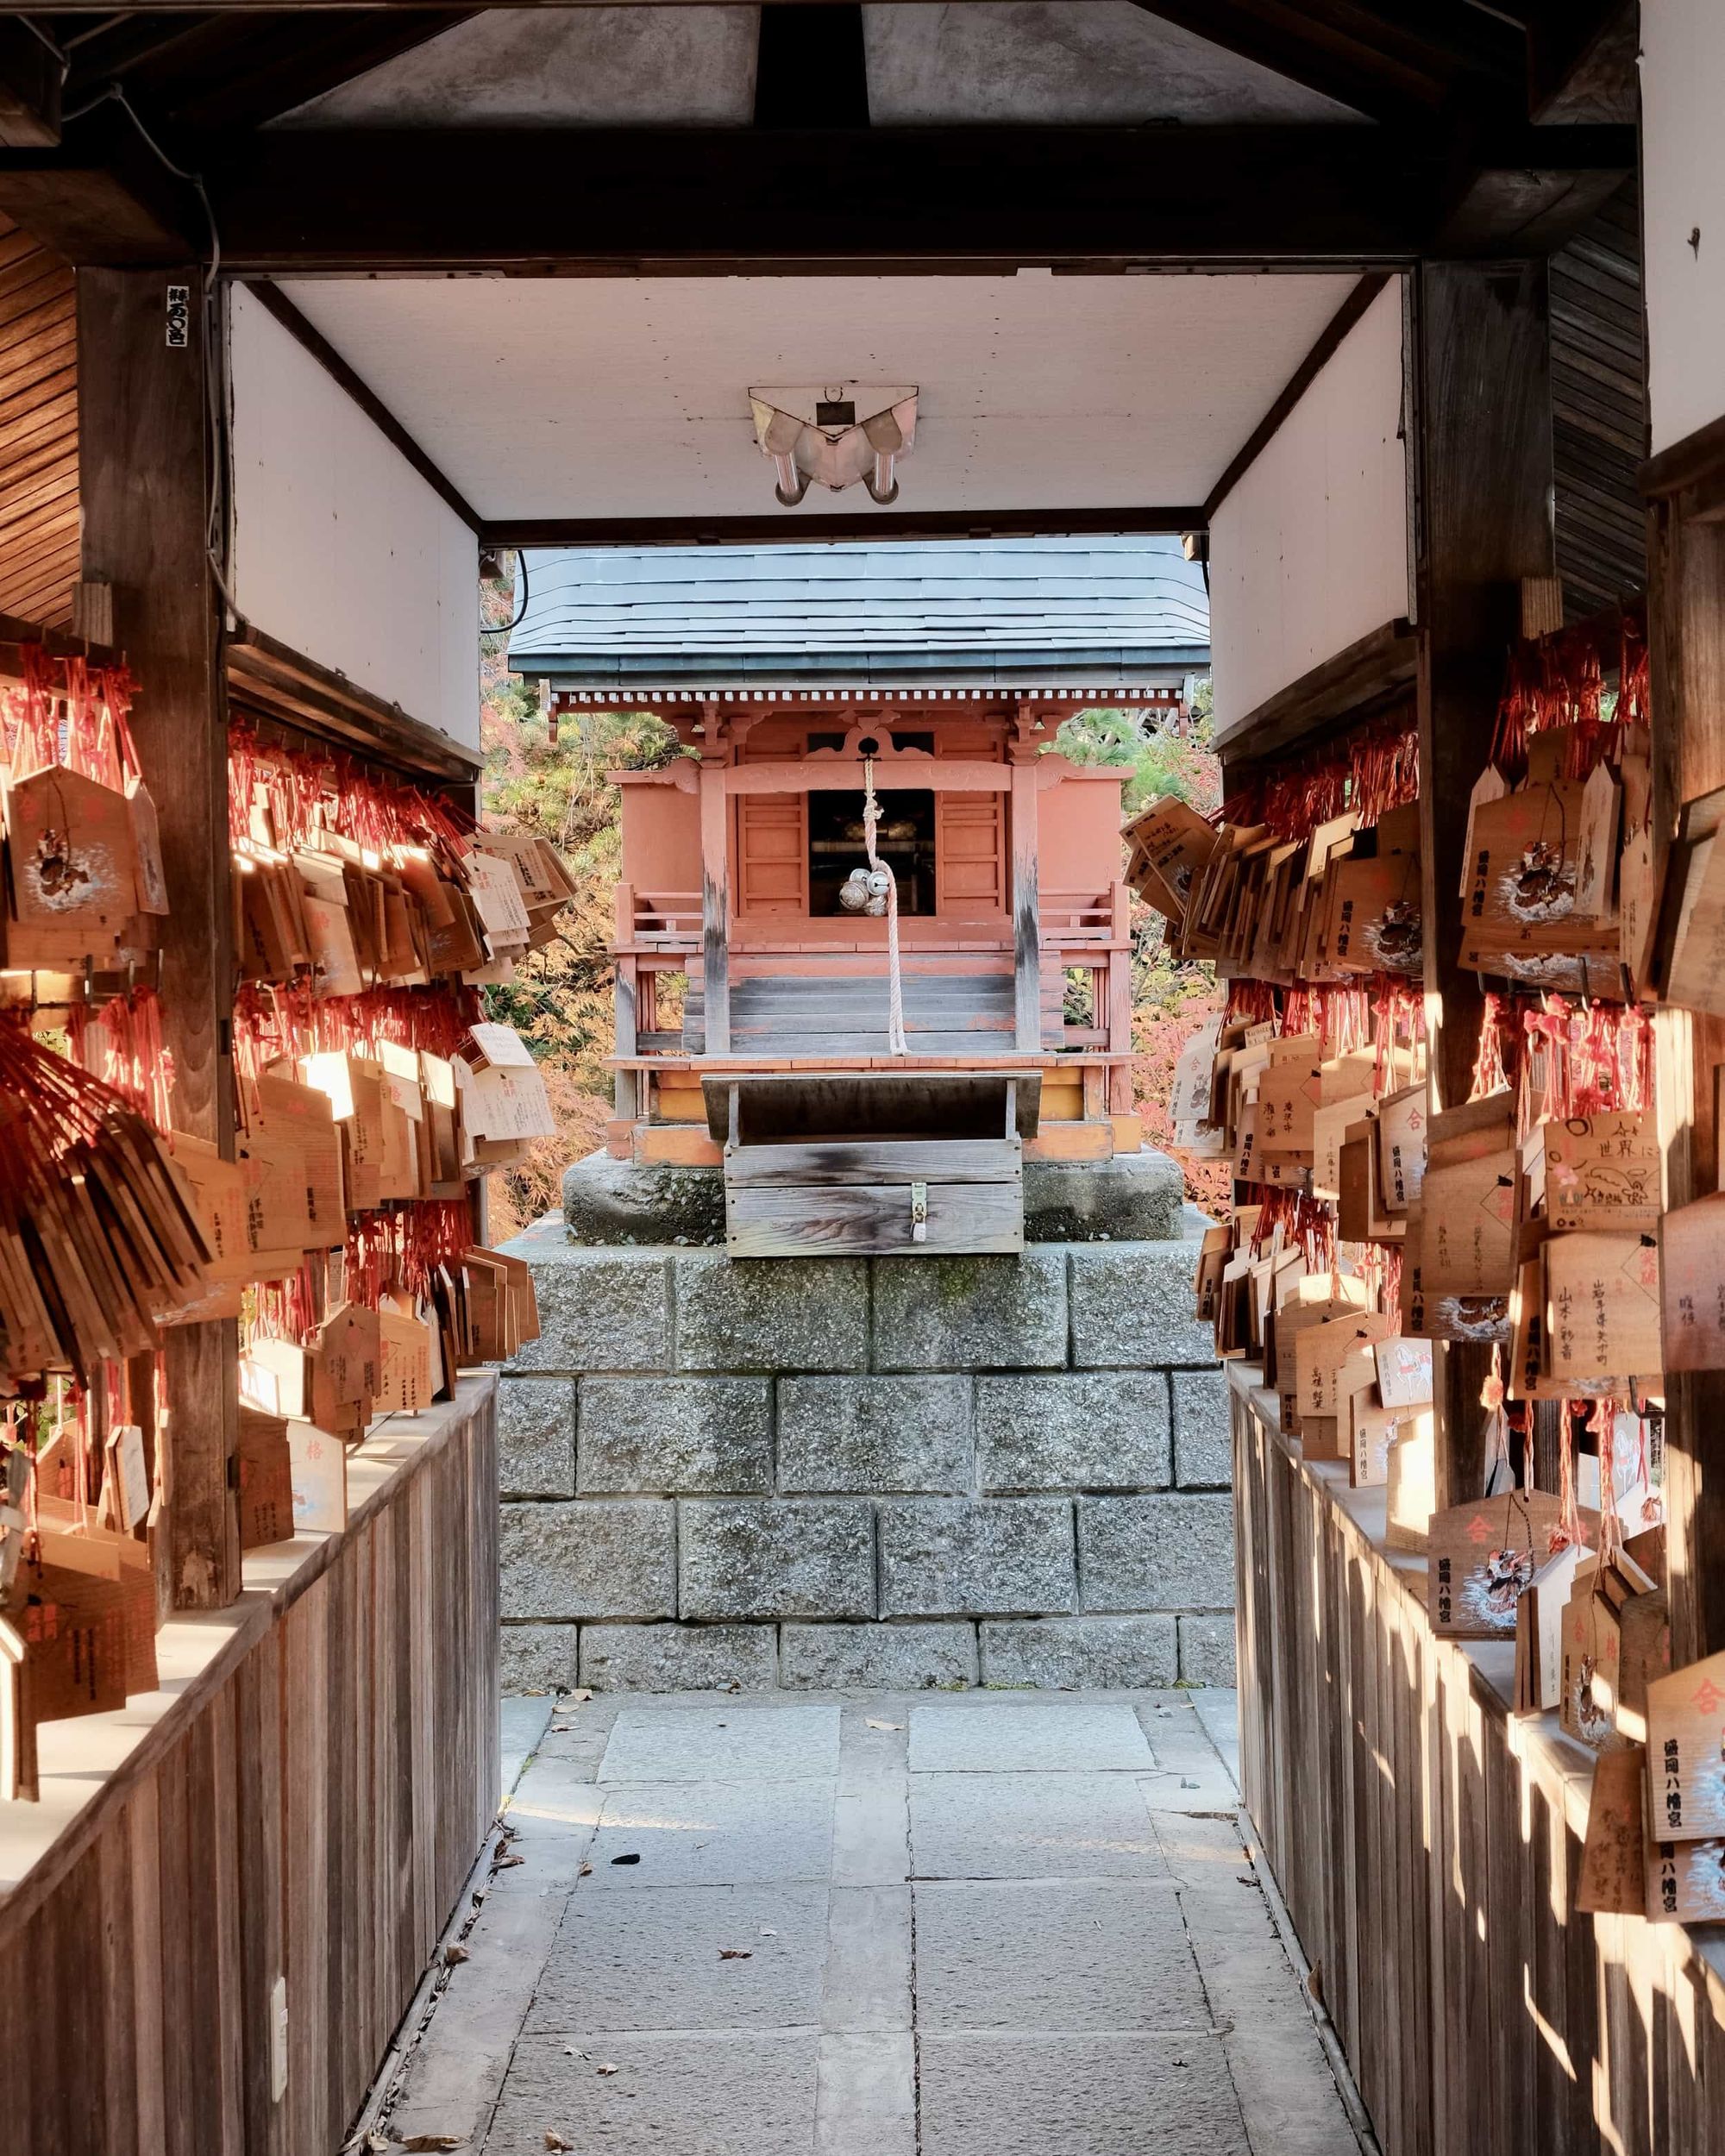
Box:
1233, 1383, 1725, 2156
0, 210, 76, 625
2, 1390, 499, 2154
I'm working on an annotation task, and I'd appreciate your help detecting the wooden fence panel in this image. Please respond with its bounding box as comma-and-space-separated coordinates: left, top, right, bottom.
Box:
8, 1382, 498, 2151
1232, 1372, 1725, 2156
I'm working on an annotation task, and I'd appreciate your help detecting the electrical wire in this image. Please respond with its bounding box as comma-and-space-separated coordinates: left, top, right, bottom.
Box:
61, 78, 239, 622
10, 16, 68, 71
480, 548, 530, 637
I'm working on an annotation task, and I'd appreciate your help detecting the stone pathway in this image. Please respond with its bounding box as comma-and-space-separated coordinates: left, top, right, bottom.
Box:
385, 1689, 1361, 2155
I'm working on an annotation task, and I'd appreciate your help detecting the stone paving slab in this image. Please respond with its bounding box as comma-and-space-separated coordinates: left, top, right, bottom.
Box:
913, 1878, 1210, 2032
486, 2030, 821, 2155
584, 1777, 837, 1886
917, 2030, 1252, 2156
1151, 1809, 1357, 2155
524, 1882, 829, 2034
816, 2030, 916, 2156
909, 1771, 1169, 1879
822, 1885, 912, 2033
599, 1699, 841, 1783
907, 1697, 1153, 1774
390, 1685, 1357, 2156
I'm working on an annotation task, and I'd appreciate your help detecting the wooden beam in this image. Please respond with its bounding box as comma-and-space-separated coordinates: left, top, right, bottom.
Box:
755, 2, 869, 129
1523, 0, 1640, 125
1640, 411, 1725, 506
78, 265, 240, 1610
129, 14, 483, 132
1647, 499, 1725, 1668
0, 23, 62, 149
1411, 260, 1553, 1514
246, 282, 480, 531
1204, 273, 1392, 523
1212, 617, 1417, 768
195, 123, 1637, 275
480, 505, 1208, 548
224, 622, 480, 780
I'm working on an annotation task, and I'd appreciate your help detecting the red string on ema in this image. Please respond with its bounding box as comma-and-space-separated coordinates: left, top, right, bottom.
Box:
3, 648, 141, 788
1471, 993, 1655, 1129
68, 987, 175, 1135
1487, 599, 1647, 781
1247, 1186, 1338, 1272
1223, 716, 1419, 843
229, 723, 476, 860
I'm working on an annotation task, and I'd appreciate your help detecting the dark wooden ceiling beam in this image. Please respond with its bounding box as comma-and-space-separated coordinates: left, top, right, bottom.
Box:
755, 2, 869, 129
480, 506, 1209, 549
0, 23, 63, 149
1521, 0, 1640, 125
179, 122, 1634, 276
0, 106, 196, 261
58, 11, 479, 130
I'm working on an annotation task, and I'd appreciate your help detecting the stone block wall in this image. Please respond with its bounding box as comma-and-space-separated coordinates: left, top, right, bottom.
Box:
496, 1217, 1235, 1693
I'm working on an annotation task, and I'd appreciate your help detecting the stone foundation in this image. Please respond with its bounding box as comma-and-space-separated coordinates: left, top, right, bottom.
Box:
497, 1189, 1235, 1693
561, 1144, 1188, 1246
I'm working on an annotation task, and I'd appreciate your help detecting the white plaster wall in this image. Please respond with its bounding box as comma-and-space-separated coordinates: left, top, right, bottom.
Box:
1208, 278, 1409, 736
1642, 0, 1725, 455
228, 284, 480, 751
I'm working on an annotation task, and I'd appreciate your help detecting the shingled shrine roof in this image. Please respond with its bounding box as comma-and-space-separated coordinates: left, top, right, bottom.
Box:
505, 536, 1210, 693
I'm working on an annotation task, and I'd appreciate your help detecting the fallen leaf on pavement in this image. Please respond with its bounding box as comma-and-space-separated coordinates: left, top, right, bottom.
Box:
578, 1863, 593, 1877
718, 1948, 752, 1961
596, 2064, 619, 2078
399, 2137, 464, 2152
443, 1944, 470, 1966
495, 1855, 524, 1870
544, 2133, 573, 2151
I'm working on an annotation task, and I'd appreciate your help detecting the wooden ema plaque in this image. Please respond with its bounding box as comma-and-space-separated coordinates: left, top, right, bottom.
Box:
1647, 1649, 1725, 1841
1427, 1489, 1571, 1639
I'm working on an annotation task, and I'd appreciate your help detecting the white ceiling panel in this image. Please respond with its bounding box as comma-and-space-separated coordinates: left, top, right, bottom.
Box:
273, 270, 1360, 521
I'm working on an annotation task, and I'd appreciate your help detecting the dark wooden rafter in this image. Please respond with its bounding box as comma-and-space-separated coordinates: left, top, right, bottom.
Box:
151, 122, 1635, 278
482, 504, 1207, 548
1205, 271, 1391, 523
756, 2, 869, 129
0, 22, 62, 148
247, 279, 480, 530
57, 9, 480, 132
1501, 0, 1641, 125
226, 621, 481, 781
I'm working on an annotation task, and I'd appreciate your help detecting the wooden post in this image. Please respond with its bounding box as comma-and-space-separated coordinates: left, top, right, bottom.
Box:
699, 755, 731, 1055
1647, 484, 1725, 1664
1107, 881, 1132, 1110
1010, 758, 1040, 1052
614, 956, 639, 1119
1412, 261, 1553, 1512
78, 266, 240, 1609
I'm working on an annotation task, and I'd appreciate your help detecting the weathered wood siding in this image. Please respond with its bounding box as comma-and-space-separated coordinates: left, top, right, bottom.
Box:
3, 1382, 499, 2154
1233, 1370, 1725, 2156
0, 211, 76, 626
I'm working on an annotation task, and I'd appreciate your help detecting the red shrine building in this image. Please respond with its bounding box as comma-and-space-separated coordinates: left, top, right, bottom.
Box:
510, 539, 1208, 1253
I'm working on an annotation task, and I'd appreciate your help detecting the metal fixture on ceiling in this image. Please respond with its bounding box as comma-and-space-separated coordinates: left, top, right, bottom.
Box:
748, 384, 919, 507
